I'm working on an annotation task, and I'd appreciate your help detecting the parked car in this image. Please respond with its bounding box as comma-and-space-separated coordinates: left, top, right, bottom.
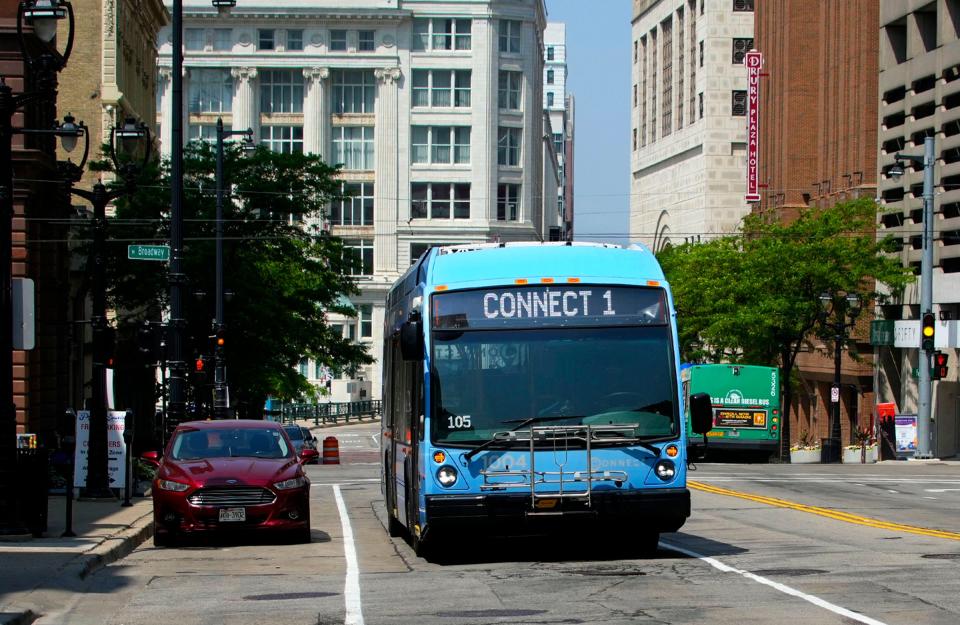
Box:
152, 419, 313, 547
283, 425, 318, 462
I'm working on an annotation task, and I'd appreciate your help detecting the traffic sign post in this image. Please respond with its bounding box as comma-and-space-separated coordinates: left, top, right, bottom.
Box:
127, 244, 170, 262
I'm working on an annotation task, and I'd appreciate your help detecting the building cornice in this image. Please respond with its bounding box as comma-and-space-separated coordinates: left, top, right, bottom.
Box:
183, 8, 411, 21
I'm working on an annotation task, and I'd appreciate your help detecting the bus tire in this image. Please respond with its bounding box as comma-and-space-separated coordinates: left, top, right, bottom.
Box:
387, 512, 405, 538
412, 528, 438, 561
636, 531, 660, 557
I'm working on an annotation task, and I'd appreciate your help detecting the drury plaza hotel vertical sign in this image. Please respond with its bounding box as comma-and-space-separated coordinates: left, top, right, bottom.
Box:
745, 50, 762, 203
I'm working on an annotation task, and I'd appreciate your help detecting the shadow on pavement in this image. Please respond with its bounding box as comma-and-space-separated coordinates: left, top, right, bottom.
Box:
154, 529, 332, 550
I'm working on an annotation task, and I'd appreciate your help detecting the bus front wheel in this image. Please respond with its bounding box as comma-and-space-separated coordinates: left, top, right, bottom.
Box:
387, 512, 405, 538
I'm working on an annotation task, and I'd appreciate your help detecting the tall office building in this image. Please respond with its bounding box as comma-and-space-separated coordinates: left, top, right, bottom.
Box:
157, 0, 552, 402
754, 0, 882, 450
876, 0, 960, 457
629, 0, 754, 251
543, 22, 574, 240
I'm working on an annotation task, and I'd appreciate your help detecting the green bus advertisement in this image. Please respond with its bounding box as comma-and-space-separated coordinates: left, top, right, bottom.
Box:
682, 364, 781, 459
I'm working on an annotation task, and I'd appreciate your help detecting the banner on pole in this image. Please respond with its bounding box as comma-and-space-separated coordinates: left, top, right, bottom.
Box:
73, 410, 128, 488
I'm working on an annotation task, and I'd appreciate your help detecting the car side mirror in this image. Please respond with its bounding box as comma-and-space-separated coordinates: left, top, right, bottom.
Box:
142, 450, 159, 461
400, 319, 423, 361
299, 448, 319, 464
689, 392, 713, 435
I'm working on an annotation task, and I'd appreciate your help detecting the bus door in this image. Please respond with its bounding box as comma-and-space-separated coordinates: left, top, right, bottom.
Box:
405, 361, 424, 533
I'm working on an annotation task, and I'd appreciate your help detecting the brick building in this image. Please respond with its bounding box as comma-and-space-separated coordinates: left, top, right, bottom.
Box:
754, 0, 880, 447
1, 3, 71, 442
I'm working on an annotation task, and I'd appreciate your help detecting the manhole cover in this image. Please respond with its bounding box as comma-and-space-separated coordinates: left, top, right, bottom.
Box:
435, 610, 546, 618
244, 592, 338, 601
751, 568, 827, 577
921, 553, 960, 560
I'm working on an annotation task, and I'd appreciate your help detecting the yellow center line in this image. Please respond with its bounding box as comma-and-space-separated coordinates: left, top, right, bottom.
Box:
689, 480, 960, 541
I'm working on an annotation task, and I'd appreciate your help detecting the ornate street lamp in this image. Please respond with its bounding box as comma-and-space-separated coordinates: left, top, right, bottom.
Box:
0, 0, 75, 536
62, 117, 151, 498
818, 290, 862, 464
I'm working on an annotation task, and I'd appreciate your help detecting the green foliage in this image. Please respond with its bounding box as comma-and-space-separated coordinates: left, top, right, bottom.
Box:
103, 141, 372, 414
660, 199, 912, 365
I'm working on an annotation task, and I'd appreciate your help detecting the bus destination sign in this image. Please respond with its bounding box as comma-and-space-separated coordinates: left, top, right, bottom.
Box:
432, 286, 667, 330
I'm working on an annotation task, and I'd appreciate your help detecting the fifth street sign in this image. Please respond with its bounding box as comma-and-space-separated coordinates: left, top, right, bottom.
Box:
128, 244, 170, 261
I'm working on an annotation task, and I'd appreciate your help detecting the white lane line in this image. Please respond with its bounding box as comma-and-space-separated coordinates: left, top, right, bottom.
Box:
661, 541, 888, 625
312, 478, 381, 486
924, 488, 960, 493
924, 496, 938, 500
333, 484, 365, 625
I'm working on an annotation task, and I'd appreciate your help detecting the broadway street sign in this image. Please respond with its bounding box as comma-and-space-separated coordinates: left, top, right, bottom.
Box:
127, 244, 170, 262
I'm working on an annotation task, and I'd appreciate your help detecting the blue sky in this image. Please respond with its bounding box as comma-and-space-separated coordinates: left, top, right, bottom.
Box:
546, 0, 632, 243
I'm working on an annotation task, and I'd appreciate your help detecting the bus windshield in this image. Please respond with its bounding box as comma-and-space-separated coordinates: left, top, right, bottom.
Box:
430, 326, 678, 446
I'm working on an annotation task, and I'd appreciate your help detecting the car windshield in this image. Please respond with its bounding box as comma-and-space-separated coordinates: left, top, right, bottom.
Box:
431, 326, 679, 446
283, 426, 304, 441
171, 427, 292, 460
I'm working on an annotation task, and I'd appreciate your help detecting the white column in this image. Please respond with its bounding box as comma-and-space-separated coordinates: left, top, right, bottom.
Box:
231, 67, 259, 136
158, 68, 172, 158
374, 67, 401, 275
302, 67, 330, 158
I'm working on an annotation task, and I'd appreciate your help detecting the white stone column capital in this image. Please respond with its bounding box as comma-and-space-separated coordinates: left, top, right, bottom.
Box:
303, 66, 330, 83
231, 66, 258, 83
374, 67, 402, 85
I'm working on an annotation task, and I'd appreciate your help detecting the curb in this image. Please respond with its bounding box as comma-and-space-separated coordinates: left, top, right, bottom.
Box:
68, 508, 155, 580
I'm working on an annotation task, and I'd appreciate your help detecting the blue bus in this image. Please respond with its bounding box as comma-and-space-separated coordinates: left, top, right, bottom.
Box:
381, 243, 712, 557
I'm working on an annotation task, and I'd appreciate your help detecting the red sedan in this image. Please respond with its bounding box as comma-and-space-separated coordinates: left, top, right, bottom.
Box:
152, 419, 314, 546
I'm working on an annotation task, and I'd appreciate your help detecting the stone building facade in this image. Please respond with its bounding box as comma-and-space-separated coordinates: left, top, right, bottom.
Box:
629, 0, 755, 252
157, 0, 553, 402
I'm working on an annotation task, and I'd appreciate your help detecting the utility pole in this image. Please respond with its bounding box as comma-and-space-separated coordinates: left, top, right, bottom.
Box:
213, 118, 252, 419
917, 136, 935, 458
893, 136, 936, 458
168, 0, 186, 433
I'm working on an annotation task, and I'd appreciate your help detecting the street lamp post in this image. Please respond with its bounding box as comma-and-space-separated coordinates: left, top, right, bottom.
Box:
819, 290, 862, 464
0, 0, 74, 536
891, 136, 936, 458
213, 117, 252, 419
61, 118, 150, 497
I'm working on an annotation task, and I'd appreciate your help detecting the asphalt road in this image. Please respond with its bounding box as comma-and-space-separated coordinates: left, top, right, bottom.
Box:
35, 423, 960, 625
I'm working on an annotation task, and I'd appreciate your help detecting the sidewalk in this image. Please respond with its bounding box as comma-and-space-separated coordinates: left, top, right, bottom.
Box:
0, 495, 154, 625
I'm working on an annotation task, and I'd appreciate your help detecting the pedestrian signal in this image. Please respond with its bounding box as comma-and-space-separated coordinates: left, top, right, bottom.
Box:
933, 351, 949, 381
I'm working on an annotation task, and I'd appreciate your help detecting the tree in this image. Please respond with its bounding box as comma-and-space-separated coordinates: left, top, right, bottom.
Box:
102, 141, 372, 417
659, 199, 913, 458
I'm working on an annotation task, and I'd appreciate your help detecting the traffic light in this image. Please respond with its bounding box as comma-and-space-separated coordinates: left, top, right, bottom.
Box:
921, 312, 936, 351
195, 355, 206, 373
933, 351, 950, 381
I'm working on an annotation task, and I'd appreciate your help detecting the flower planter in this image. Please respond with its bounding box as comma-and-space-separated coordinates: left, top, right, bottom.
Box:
842, 446, 878, 464
789, 448, 821, 464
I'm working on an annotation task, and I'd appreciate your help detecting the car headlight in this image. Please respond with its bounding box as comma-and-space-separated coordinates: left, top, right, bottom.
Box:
157, 479, 190, 492
437, 465, 458, 487
654, 460, 676, 481
274, 476, 307, 490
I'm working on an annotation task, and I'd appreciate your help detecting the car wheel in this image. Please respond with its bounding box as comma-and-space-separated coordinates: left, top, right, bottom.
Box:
153, 526, 174, 548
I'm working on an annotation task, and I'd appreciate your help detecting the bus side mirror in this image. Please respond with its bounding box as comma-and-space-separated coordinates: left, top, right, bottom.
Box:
689, 392, 713, 435
400, 320, 423, 361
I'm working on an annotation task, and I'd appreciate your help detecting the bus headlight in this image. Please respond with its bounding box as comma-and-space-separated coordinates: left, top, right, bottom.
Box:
654, 460, 676, 481
437, 466, 458, 487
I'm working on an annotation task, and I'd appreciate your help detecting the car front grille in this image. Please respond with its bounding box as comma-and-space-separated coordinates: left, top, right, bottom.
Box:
187, 487, 276, 507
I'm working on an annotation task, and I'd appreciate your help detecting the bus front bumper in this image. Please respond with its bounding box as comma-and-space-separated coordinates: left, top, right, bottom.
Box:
425, 488, 690, 532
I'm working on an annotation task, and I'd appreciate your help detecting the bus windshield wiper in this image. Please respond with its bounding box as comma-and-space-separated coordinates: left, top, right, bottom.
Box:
462, 415, 583, 462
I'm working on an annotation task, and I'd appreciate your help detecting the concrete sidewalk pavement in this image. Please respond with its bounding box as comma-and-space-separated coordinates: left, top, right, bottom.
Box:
0, 495, 154, 625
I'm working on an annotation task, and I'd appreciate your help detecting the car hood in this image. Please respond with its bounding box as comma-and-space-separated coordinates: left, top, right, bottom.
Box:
160, 457, 301, 488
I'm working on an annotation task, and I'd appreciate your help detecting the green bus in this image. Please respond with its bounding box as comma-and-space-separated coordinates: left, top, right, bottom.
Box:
682, 364, 781, 459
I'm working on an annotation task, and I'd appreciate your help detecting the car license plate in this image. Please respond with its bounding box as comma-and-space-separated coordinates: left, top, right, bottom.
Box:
219, 508, 246, 522
727, 430, 740, 437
